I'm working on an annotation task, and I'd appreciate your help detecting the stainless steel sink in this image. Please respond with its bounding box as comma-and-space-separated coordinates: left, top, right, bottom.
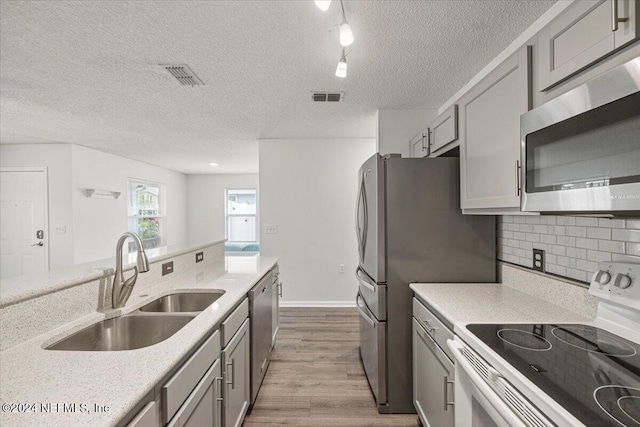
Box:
46, 315, 194, 351
139, 291, 225, 313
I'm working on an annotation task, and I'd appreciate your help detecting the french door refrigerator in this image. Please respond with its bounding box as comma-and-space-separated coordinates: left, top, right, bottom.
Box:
355, 154, 496, 414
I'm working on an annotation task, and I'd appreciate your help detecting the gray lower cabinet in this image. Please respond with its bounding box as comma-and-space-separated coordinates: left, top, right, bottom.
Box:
223, 318, 251, 427
412, 304, 454, 427
126, 402, 158, 427
459, 46, 531, 213
272, 265, 280, 348
167, 359, 223, 427
538, 0, 639, 90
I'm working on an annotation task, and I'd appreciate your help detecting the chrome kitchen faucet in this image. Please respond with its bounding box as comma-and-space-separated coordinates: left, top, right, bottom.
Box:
112, 232, 150, 309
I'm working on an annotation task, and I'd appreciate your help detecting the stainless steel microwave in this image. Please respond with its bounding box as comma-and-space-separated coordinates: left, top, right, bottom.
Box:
520, 57, 640, 216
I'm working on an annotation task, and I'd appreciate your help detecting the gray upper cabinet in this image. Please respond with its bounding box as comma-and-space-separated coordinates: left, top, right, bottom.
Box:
538, 0, 639, 91
409, 132, 429, 158
428, 105, 458, 155
459, 46, 531, 212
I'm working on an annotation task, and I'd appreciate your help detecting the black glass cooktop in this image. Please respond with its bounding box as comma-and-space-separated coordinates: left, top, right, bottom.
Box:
467, 324, 640, 427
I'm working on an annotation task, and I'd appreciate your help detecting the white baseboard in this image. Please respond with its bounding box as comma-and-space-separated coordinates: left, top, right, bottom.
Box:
280, 301, 356, 308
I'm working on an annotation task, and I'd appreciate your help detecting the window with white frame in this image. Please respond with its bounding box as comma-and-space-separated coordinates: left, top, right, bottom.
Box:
225, 189, 257, 242
127, 179, 166, 249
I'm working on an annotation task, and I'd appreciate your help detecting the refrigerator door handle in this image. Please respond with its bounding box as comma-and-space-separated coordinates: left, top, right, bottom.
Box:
355, 174, 368, 264
356, 266, 376, 293
356, 292, 376, 328
356, 174, 363, 263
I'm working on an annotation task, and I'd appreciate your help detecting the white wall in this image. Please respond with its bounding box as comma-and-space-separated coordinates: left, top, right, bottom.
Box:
1, 144, 74, 269
187, 174, 259, 244
71, 145, 188, 264
377, 109, 438, 157
1, 143, 189, 267
259, 138, 376, 306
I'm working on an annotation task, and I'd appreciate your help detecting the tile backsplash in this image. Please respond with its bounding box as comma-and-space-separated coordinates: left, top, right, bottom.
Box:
497, 216, 640, 283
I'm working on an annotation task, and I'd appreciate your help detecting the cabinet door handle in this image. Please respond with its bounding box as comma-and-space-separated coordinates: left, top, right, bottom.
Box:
278, 282, 283, 297
515, 160, 521, 197
417, 318, 435, 337
421, 133, 426, 151
443, 375, 455, 411
225, 360, 235, 389
612, 0, 628, 31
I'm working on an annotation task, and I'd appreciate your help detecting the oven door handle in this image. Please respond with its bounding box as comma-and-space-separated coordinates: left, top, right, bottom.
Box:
447, 339, 531, 427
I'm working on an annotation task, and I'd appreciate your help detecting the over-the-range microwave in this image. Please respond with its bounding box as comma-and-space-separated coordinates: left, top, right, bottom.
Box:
520, 56, 640, 216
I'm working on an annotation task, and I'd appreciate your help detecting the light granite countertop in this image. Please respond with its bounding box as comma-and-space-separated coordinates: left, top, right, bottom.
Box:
0, 254, 278, 427
0, 239, 226, 307
409, 282, 593, 333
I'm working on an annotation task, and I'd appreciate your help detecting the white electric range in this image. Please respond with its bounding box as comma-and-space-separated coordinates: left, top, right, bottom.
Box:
450, 262, 640, 427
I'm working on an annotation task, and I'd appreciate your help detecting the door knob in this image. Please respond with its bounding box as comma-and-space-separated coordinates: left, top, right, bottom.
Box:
31, 242, 44, 247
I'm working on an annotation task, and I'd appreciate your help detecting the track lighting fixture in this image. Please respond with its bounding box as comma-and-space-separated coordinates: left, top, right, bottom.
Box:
339, 0, 353, 46
335, 48, 347, 78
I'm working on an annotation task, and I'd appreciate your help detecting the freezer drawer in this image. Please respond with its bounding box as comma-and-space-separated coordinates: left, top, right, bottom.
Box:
356, 266, 386, 321
357, 292, 387, 408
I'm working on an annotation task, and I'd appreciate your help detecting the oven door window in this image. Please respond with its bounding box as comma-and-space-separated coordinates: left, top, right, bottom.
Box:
525, 92, 640, 193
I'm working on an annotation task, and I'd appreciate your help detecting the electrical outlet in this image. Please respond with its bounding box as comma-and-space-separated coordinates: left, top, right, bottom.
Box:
195, 252, 204, 263
339, 264, 345, 274
162, 261, 174, 276
533, 249, 545, 272
264, 224, 278, 234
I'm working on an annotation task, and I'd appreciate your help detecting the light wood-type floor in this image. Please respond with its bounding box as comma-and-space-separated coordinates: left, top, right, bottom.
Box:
244, 307, 420, 426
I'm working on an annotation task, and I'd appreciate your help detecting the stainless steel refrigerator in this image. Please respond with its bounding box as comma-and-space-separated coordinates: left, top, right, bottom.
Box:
355, 154, 496, 414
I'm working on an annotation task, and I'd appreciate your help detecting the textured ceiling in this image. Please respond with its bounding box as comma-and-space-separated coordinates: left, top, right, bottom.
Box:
0, 0, 555, 174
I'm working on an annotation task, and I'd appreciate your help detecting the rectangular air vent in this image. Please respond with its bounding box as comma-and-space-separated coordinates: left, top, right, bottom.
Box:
161, 64, 204, 86
311, 91, 344, 102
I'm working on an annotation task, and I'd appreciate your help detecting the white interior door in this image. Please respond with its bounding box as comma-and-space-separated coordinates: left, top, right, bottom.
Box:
0, 169, 48, 279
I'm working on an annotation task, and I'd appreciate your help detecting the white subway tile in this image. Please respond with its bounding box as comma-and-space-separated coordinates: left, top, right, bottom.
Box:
576, 217, 599, 227
566, 226, 587, 237
533, 225, 548, 234
566, 247, 587, 259
576, 238, 599, 250
557, 236, 575, 247
548, 226, 566, 236
542, 216, 557, 225
566, 268, 587, 282
502, 231, 514, 239
506, 223, 519, 231
612, 229, 640, 243
576, 259, 598, 273
546, 264, 566, 276
550, 245, 567, 256
599, 218, 626, 228
521, 241, 534, 250
501, 216, 514, 223
546, 254, 557, 264
514, 216, 527, 224
513, 232, 526, 240
598, 240, 625, 254
586, 227, 611, 240
520, 224, 533, 233
557, 217, 576, 226
626, 243, 640, 256
586, 250, 612, 262
626, 219, 640, 229
525, 216, 541, 224
540, 234, 556, 244
526, 233, 540, 242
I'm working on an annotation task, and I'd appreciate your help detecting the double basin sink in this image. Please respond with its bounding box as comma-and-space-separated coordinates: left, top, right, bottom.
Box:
46, 291, 225, 351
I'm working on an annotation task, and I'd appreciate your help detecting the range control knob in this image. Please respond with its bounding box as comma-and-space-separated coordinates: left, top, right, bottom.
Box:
614, 274, 633, 290
593, 270, 612, 286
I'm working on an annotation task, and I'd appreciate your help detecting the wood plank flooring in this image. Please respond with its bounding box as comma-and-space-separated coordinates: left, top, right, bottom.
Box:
244, 308, 420, 426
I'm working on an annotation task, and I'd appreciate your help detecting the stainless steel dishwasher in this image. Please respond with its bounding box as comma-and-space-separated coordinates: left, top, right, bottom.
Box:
249, 268, 274, 406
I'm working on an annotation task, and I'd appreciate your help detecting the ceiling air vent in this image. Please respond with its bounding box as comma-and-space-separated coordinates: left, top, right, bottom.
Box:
311, 91, 344, 102
161, 64, 204, 86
